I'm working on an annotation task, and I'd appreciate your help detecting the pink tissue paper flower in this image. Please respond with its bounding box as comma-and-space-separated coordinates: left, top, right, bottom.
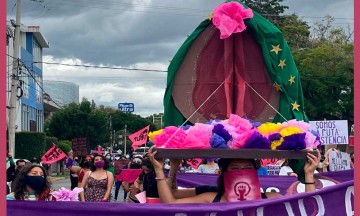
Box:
51, 187, 83, 201
212, 2, 254, 39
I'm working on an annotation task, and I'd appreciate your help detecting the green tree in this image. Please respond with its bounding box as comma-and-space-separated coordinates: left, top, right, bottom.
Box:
46, 98, 110, 150
242, 0, 289, 25
279, 14, 311, 50
57, 140, 72, 154
293, 18, 353, 125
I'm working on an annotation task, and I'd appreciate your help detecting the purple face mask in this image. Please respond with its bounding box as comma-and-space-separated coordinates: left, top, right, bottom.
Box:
95, 161, 105, 168
207, 158, 216, 163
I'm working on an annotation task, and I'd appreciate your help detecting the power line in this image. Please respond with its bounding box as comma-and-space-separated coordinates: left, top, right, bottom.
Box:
19, 0, 353, 21
18, 60, 64, 109
7, 54, 168, 72
34, 61, 168, 72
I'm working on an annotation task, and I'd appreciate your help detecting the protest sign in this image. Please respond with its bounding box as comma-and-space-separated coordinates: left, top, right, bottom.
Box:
186, 158, 202, 169
266, 164, 281, 176
129, 125, 150, 151
116, 169, 142, 183
329, 151, 351, 171
310, 120, 349, 145
41, 144, 67, 164
72, 137, 89, 156
261, 159, 279, 166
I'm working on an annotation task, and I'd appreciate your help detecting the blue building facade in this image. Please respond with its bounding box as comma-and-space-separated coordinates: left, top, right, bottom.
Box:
7, 24, 49, 132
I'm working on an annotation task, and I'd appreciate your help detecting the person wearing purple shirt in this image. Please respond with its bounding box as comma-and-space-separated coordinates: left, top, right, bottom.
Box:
66, 150, 78, 190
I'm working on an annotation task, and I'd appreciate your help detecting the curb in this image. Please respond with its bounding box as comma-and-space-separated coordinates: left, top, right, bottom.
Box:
50, 177, 68, 183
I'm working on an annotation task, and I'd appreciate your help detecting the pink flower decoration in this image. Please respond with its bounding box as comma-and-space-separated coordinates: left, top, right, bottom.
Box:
51, 187, 83, 201
304, 131, 318, 149
212, 2, 254, 39
230, 129, 255, 149
282, 119, 310, 132
154, 126, 187, 148
228, 114, 253, 132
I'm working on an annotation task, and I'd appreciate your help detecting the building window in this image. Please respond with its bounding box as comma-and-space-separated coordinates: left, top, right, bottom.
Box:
33, 39, 42, 69
36, 109, 43, 132
35, 74, 42, 103
21, 104, 30, 131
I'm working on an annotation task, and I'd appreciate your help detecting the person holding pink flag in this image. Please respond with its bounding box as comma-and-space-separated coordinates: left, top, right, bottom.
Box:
148, 148, 321, 203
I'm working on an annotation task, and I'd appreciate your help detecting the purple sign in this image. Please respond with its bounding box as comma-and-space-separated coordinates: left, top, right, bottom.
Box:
7, 180, 354, 216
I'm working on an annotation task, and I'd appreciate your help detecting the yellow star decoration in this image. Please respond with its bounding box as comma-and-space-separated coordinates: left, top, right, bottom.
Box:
291, 101, 300, 111
270, 44, 282, 55
273, 82, 282, 92
288, 75, 296, 85
207, 13, 213, 20
278, 59, 286, 69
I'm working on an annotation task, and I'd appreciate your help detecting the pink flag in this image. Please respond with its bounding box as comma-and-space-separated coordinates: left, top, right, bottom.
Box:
116, 169, 142, 183
41, 143, 67, 164
129, 125, 150, 151
186, 158, 203, 169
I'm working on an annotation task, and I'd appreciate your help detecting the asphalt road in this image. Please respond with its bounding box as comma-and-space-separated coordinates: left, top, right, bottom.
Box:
51, 177, 127, 202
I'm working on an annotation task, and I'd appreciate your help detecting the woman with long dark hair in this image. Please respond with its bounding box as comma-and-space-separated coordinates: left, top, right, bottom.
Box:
7, 165, 54, 201
80, 155, 114, 202
77, 154, 93, 187
132, 158, 160, 203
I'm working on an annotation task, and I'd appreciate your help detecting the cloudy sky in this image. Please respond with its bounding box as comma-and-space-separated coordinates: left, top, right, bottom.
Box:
6, 0, 354, 117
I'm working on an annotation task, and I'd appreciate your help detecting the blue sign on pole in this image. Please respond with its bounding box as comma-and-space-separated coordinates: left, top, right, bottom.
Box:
118, 103, 134, 113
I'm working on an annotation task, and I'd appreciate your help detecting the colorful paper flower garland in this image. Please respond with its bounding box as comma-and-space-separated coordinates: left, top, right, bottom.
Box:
148, 114, 321, 151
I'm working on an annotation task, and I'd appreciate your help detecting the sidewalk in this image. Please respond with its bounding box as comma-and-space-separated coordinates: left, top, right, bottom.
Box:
49, 175, 68, 183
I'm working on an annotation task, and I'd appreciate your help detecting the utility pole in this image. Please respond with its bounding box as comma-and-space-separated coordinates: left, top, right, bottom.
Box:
124, 124, 127, 156
109, 115, 112, 153
111, 129, 115, 153
8, 0, 22, 157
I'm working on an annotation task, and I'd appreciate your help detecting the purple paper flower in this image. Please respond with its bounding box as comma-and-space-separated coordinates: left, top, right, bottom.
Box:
181, 125, 191, 130
213, 124, 232, 142
269, 133, 282, 141
210, 133, 229, 149
244, 132, 271, 149
277, 133, 306, 150
244, 118, 262, 128
51, 187, 83, 201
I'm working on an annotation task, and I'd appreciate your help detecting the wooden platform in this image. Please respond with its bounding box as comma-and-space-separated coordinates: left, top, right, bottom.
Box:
154, 148, 317, 159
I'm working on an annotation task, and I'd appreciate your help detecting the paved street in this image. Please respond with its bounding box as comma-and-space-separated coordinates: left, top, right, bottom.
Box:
51, 176, 128, 203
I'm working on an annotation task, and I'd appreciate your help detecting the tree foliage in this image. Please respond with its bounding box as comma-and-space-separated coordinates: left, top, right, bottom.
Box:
243, 0, 288, 25
45, 98, 110, 150
292, 17, 353, 125
46, 98, 158, 152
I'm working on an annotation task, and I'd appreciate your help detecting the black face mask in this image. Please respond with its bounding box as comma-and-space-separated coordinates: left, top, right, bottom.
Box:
26, 176, 45, 192
83, 161, 92, 168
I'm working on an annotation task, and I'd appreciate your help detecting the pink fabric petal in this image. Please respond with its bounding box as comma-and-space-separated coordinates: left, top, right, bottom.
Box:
305, 131, 318, 149
230, 129, 255, 149
212, 2, 254, 39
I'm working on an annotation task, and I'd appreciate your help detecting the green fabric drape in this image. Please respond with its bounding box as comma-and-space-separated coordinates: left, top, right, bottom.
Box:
163, 0, 308, 182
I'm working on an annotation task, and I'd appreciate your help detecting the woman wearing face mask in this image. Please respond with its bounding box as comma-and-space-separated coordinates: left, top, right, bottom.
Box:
7, 165, 55, 201
80, 155, 114, 202
148, 149, 321, 203
133, 158, 160, 203
197, 158, 220, 174
77, 155, 93, 187
105, 153, 116, 179
121, 158, 143, 203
